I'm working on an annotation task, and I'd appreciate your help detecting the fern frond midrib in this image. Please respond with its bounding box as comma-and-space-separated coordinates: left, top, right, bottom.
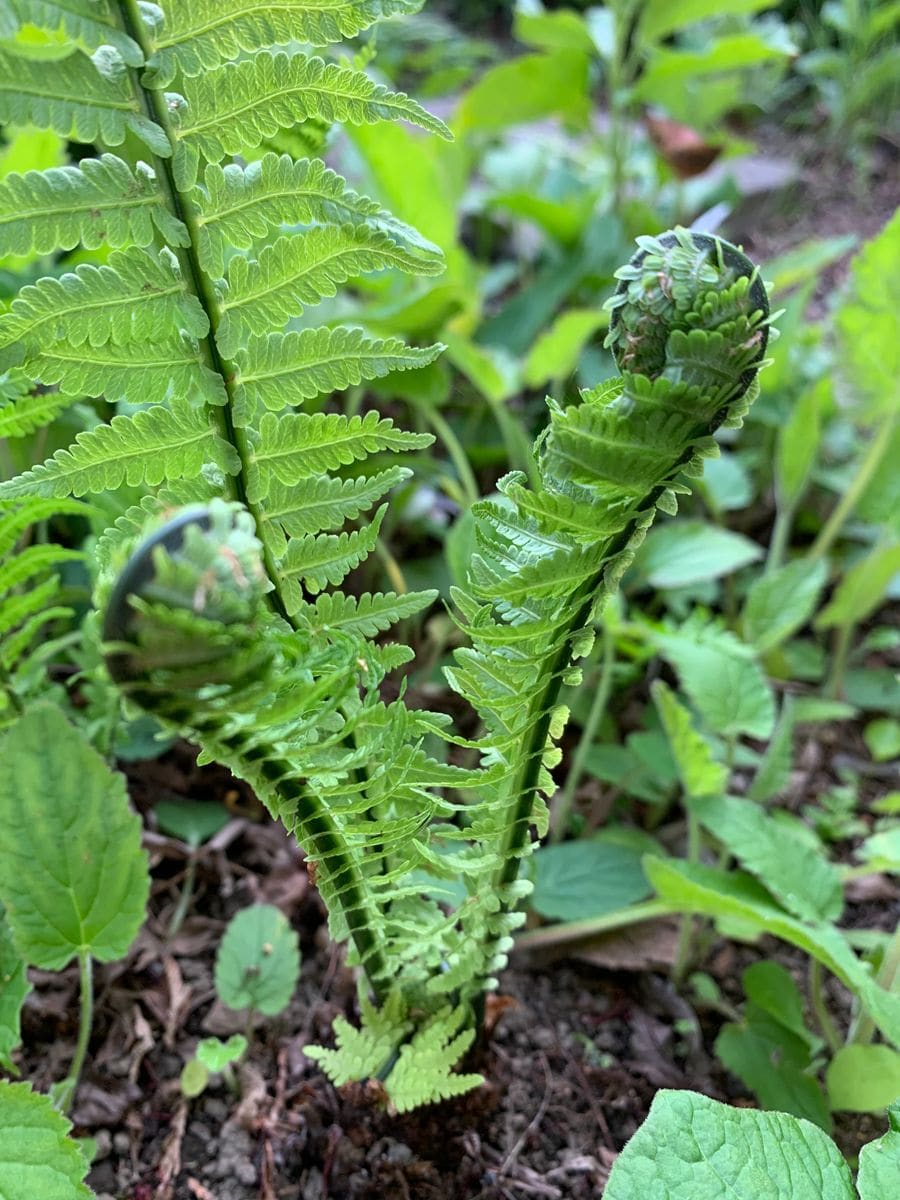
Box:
114, 0, 296, 621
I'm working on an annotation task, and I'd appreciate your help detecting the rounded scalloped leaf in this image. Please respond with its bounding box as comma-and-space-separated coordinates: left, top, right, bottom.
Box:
0, 1080, 93, 1199
215, 904, 300, 1016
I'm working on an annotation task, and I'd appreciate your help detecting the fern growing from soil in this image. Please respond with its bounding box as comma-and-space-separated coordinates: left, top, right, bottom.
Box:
0, 2, 773, 1110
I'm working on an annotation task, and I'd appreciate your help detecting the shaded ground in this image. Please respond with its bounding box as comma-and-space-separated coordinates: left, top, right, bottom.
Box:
11, 711, 895, 1199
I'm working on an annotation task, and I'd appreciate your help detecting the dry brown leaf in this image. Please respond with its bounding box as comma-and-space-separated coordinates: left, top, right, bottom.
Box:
163, 956, 193, 1048
233, 1062, 271, 1129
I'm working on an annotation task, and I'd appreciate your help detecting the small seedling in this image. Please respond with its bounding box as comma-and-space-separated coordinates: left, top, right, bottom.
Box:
155, 798, 232, 937
215, 904, 301, 1038
180, 1034, 248, 1099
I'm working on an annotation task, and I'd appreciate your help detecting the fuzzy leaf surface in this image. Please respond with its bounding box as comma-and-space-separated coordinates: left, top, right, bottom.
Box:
603, 1089, 855, 1200
0, 1080, 92, 1199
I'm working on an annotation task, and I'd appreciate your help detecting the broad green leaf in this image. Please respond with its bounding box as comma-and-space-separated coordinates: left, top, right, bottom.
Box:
865, 718, 900, 763
529, 840, 651, 922
0, 704, 149, 970
857, 827, 900, 874
775, 373, 825, 508
196, 1034, 247, 1073
699, 451, 752, 513
644, 856, 900, 1046
743, 962, 817, 1047
651, 681, 727, 799
215, 904, 300, 1016
154, 799, 232, 848
603, 1089, 854, 1200
858, 1105, 900, 1200
0, 906, 29, 1073
764, 236, 857, 295
0, 1079, 93, 1199
693, 794, 843, 923
748, 696, 796, 803
715, 1025, 830, 1129
743, 559, 827, 653
454, 49, 590, 133
514, 7, 596, 54
633, 520, 762, 588
522, 309, 607, 389
827, 1045, 900, 1113
637, 0, 773, 44
816, 544, 900, 630
835, 209, 900, 421
655, 626, 775, 740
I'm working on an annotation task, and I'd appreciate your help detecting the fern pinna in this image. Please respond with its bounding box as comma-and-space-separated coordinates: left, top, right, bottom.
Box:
0, 3, 773, 1109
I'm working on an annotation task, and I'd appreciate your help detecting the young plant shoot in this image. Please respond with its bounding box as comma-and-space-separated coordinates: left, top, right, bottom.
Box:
96, 230, 773, 1108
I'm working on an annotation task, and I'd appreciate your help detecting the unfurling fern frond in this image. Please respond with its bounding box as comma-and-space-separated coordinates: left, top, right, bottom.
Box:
95, 229, 774, 1108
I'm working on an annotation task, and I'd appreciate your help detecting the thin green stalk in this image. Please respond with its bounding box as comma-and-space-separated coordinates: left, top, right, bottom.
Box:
672, 810, 701, 986
514, 900, 675, 952
766, 501, 795, 573
551, 624, 615, 842
809, 957, 842, 1054
419, 406, 480, 509
167, 852, 198, 940
848, 921, 900, 1046
826, 621, 855, 700
807, 415, 895, 562
60, 951, 93, 1114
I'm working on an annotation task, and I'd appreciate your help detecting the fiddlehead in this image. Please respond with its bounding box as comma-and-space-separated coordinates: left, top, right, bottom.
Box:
449, 228, 774, 993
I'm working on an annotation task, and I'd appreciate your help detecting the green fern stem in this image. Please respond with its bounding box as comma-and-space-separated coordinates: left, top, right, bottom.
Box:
102, 503, 393, 997
113, 0, 291, 622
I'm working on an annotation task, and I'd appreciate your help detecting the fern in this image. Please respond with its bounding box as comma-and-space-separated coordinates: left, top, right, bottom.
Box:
0, 497, 85, 726
0, 2, 773, 1111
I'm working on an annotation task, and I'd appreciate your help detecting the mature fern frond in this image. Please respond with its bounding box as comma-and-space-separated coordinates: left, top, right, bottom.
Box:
0, 248, 208, 352
233, 329, 443, 420
10, 334, 226, 410
193, 154, 436, 278
0, 48, 170, 155
246, 410, 432, 502
0, 402, 239, 498
278, 504, 387, 602
0, 156, 188, 257
260, 467, 412, 550
171, 50, 452, 186
143, 0, 426, 85
0, 0, 144, 65
297, 590, 438, 639
217, 225, 444, 355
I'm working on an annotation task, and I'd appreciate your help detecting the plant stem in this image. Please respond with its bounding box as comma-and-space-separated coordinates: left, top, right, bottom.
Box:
807, 415, 895, 562
168, 852, 198, 940
848, 921, 900, 1046
826, 621, 854, 700
766, 501, 795, 573
551, 624, 615, 842
420, 406, 480, 509
672, 810, 701, 986
809, 957, 842, 1053
61, 951, 93, 1113
513, 900, 675, 952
